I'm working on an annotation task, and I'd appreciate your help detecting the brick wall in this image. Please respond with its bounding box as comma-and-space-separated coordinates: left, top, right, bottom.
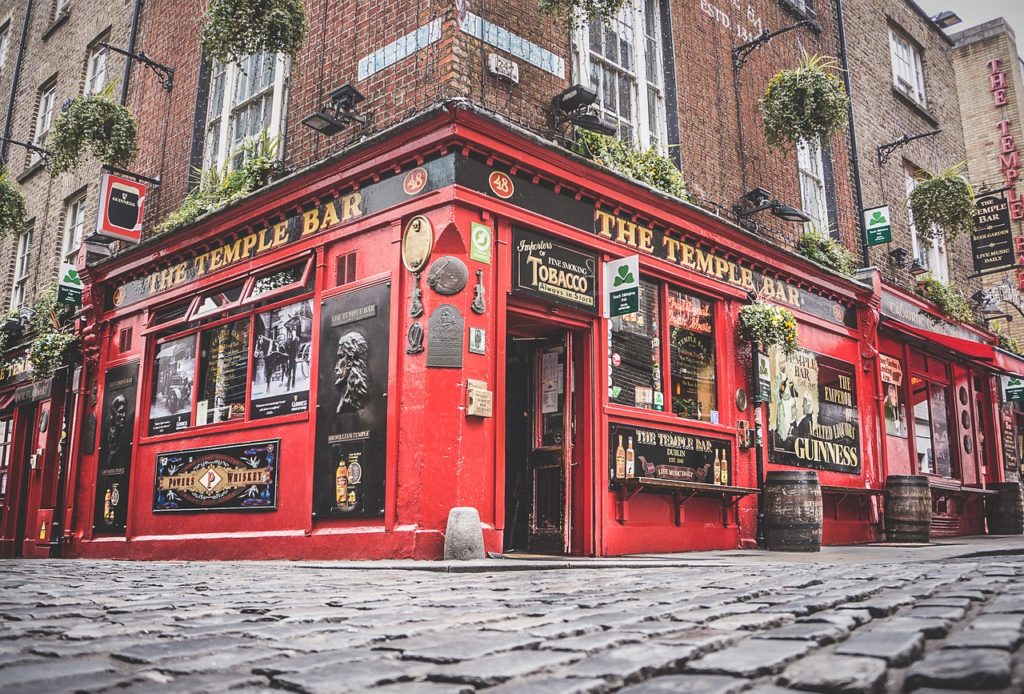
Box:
0, 0, 132, 311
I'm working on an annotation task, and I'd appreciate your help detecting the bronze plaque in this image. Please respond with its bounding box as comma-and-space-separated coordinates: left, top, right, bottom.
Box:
401, 216, 433, 273
426, 256, 468, 296
426, 304, 464, 368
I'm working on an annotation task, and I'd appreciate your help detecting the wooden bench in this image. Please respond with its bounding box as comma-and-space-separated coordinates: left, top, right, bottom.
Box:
617, 477, 759, 528
929, 481, 997, 497
820, 485, 885, 519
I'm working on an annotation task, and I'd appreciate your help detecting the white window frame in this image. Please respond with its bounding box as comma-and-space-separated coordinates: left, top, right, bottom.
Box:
905, 165, 947, 282
203, 53, 288, 174
10, 228, 32, 311
54, 0, 70, 18
31, 83, 56, 165
797, 138, 833, 236
62, 195, 86, 265
84, 41, 107, 96
890, 28, 926, 107
0, 24, 10, 71
572, 0, 668, 153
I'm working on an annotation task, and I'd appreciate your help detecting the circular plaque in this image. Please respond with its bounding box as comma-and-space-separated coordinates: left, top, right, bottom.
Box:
735, 388, 748, 412
426, 256, 469, 295
401, 216, 434, 273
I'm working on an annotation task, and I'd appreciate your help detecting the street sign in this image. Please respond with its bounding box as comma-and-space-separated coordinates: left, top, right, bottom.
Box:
863, 205, 892, 246
95, 172, 146, 244
1003, 374, 1024, 402
57, 263, 83, 306
604, 255, 639, 318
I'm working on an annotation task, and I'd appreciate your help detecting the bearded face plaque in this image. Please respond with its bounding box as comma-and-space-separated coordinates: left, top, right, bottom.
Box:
95, 362, 138, 534
334, 330, 370, 413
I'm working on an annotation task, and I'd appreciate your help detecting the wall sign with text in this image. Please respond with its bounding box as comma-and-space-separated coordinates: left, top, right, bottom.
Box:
154, 440, 278, 512
511, 228, 597, 313
95, 172, 146, 244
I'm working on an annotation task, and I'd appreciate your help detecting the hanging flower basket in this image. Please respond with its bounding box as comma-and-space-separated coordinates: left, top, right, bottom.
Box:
914, 277, 974, 325
761, 54, 849, 150
796, 229, 855, 275
49, 94, 138, 175
538, 0, 627, 26
574, 131, 689, 201
738, 301, 799, 356
0, 171, 27, 239
26, 290, 78, 381
202, 0, 307, 64
908, 163, 975, 241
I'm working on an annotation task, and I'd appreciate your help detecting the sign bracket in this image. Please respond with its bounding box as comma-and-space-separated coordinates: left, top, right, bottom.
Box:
102, 164, 161, 187
100, 43, 175, 91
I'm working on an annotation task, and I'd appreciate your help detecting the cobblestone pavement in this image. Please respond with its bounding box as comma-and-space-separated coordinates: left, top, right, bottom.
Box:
1, 550, 1023, 693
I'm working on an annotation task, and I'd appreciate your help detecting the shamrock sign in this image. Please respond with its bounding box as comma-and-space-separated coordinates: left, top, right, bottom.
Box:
613, 265, 635, 287
863, 205, 891, 246
605, 256, 639, 318
58, 262, 83, 306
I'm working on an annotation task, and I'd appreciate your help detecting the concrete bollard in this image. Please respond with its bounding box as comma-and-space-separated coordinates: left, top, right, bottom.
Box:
444, 507, 485, 560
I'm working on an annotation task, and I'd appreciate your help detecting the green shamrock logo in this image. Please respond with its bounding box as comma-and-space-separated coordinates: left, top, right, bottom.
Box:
613, 265, 634, 287
62, 269, 82, 286
869, 211, 886, 225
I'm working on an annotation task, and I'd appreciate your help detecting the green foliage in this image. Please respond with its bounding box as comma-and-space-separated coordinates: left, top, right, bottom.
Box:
998, 332, 1023, 356
738, 302, 799, 356
158, 133, 280, 235
914, 277, 974, 324
537, 0, 627, 26
202, 0, 307, 63
761, 54, 849, 150
0, 171, 27, 240
0, 310, 22, 358
574, 131, 689, 201
796, 229, 855, 275
908, 163, 975, 241
48, 90, 138, 175
27, 290, 78, 380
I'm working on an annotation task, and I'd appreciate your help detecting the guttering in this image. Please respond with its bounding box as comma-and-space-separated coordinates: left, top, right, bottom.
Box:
119, 0, 142, 105
834, 0, 869, 268
1, 0, 33, 167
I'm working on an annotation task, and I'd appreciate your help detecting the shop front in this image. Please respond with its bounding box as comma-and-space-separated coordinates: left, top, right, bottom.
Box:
66, 105, 885, 560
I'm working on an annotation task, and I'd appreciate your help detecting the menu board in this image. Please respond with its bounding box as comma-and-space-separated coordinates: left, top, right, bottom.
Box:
1001, 404, 1020, 482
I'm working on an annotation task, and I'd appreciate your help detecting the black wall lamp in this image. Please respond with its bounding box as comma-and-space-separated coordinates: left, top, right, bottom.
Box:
972, 290, 1009, 320
302, 85, 367, 136
734, 187, 812, 224
932, 11, 962, 29
888, 247, 910, 268
908, 258, 928, 276
552, 84, 617, 136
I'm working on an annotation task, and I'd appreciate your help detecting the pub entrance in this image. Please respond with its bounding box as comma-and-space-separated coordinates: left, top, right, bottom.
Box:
503, 313, 588, 555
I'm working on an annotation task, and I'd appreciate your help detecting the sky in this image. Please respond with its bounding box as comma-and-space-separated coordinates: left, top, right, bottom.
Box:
915, 0, 1024, 55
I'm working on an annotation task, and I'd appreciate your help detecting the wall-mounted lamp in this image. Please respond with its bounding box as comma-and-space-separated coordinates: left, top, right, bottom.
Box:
734, 187, 812, 224
552, 84, 617, 136
931, 11, 962, 29
301, 84, 367, 136
972, 290, 1008, 319
908, 259, 928, 277
888, 247, 911, 269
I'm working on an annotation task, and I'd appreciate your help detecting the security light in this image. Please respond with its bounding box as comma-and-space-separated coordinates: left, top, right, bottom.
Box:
932, 11, 962, 29
889, 247, 910, 268
734, 188, 811, 224
570, 112, 617, 137
908, 259, 928, 276
302, 84, 367, 136
553, 84, 598, 113
301, 111, 347, 136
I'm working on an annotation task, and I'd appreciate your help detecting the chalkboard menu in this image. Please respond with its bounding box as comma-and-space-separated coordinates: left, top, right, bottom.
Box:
1001, 404, 1020, 482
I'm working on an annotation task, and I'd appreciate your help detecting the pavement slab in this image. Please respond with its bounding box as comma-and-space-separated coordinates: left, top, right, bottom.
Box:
775, 654, 888, 693
903, 648, 1014, 690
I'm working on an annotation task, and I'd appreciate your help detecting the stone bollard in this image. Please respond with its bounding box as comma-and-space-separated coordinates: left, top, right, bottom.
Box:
443, 507, 485, 560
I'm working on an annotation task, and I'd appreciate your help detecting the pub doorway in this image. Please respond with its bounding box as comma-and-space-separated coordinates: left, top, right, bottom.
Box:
504, 314, 588, 555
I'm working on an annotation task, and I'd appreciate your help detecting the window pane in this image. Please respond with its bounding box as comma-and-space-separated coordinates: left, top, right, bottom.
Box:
668, 290, 716, 421
197, 319, 249, 425
610, 279, 662, 410
251, 299, 313, 419
194, 283, 245, 317
149, 334, 196, 435
251, 263, 305, 297
931, 385, 952, 477
912, 376, 932, 473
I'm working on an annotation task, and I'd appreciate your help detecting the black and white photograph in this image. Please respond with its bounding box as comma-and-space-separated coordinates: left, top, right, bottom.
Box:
250, 299, 313, 420
148, 335, 196, 436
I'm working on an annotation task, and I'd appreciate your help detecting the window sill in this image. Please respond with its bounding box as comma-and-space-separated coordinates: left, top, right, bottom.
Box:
891, 87, 939, 127
41, 10, 70, 41
605, 404, 737, 438
778, 0, 819, 28
17, 159, 46, 184
139, 410, 309, 445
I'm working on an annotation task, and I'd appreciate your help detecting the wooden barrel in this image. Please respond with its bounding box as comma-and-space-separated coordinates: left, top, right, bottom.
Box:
763, 471, 822, 552
885, 475, 932, 542
986, 482, 1024, 535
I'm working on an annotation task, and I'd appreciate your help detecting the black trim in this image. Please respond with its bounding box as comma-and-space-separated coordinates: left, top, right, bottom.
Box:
821, 144, 840, 240
187, 55, 212, 192
658, 0, 681, 170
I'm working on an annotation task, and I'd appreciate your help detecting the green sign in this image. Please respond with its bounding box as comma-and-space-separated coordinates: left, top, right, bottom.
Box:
58, 264, 83, 306
864, 205, 892, 246
1004, 375, 1024, 402
470, 222, 492, 264
754, 351, 771, 403
604, 255, 639, 318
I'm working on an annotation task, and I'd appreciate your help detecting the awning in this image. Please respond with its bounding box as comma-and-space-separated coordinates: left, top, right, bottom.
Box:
995, 348, 1024, 378
885, 321, 996, 362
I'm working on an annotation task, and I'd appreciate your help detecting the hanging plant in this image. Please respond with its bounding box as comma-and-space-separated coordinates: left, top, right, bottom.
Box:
994, 324, 1023, 356
0, 310, 23, 359
796, 229, 855, 275
27, 290, 78, 380
202, 0, 307, 64
738, 301, 799, 356
48, 90, 138, 175
761, 54, 849, 150
914, 277, 974, 324
0, 170, 27, 239
908, 163, 975, 241
575, 131, 689, 201
538, 0, 627, 27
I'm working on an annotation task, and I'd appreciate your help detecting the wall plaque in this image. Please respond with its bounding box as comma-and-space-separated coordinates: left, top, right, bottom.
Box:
512, 227, 598, 313
402, 215, 434, 272
154, 440, 278, 512
426, 304, 464, 368
94, 363, 138, 534
972, 193, 1014, 273
609, 423, 731, 486
426, 256, 469, 295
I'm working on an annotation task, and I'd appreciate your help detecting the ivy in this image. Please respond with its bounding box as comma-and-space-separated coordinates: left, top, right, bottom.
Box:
537, 0, 627, 26
574, 131, 689, 201
158, 133, 280, 235
761, 54, 849, 150
738, 302, 799, 356
908, 163, 975, 242
796, 228, 855, 275
27, 290, 78, 381
0, 170, 27, 240
914, 277, 974, 325
202, 0, 307, 63
48, 89, 138, 175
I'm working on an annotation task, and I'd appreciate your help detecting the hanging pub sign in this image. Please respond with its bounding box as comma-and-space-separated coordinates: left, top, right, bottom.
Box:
512, 227, 597, 313
95, 172, 147, 244
604, 255, 639, 318
767, 347, 861, 474
863, 206, 892, 246
154, 440, 278, 512
57, 263, 83, 306
94, 363, 138, 534
1002, 374, 1024, 402
609, 423, 731, 487
971, 193, 1015, 273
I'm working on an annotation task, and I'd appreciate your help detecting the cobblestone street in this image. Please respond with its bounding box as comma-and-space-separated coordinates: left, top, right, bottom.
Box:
1, 541, 1023, 693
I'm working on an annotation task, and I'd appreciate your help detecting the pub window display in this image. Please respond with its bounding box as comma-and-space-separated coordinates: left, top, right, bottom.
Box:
610, 280, 662, 410
911, 375, 956, 478
668, 289, 716, 422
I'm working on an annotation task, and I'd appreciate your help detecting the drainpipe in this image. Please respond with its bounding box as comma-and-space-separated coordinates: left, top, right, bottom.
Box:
119, 0, 143, 106
834, 0, 869, 267
1, 0, 34, 167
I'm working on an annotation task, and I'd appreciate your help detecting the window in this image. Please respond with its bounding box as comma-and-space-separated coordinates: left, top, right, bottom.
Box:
0, 416, 11, 499
203, 52, 288, 173
31, 82, 56, 165
196, 319, 248, 425
905, 164, 947, 281
62, 195, 86, 265
84, 40, 107, 96
781, 0, 816, 17
797, 139, 832, 236
890, 28, 926, 107
10, 228, 32, 310
911, 375, 955, 477
53, 0, 70, 18
0, 23, 10, 71
575, 0, 668, 151
609, 278, 719, 422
